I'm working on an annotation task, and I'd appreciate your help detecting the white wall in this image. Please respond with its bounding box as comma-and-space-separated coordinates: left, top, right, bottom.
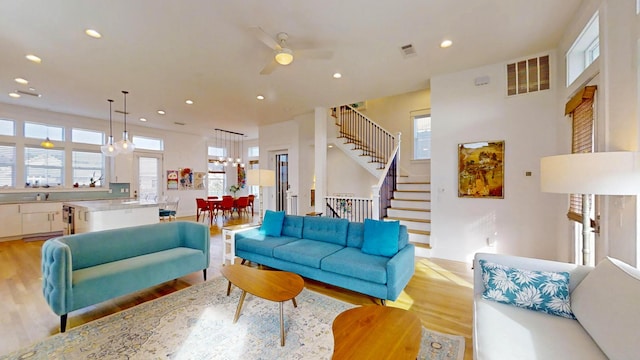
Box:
360, 89, 430, 179
430, 52, 564, 263
327, 146, 377, 197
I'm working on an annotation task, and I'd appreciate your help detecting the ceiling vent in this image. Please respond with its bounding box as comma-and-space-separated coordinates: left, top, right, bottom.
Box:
16, 90, 42, 98
174, 122, 186, 126
114, 110, 129, 115
400, 44, 417, 58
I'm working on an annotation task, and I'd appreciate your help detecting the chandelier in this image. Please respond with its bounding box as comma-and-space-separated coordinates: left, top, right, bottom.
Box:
214, 128, 244, 168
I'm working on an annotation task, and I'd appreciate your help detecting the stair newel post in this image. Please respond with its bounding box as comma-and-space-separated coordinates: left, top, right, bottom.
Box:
372, 185, 381, 220
396, 132, 402, 183
286, 190, 292, 215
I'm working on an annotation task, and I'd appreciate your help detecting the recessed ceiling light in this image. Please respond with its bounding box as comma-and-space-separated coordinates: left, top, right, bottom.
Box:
185, 99, 194, 105
8, 92, 20, 98
157, 110, 165, 115
139, 117, 147, 122
26, 54, 42, 63
333, 73, 342, 79
328, 144, 334, 148
15, 78, 28, 85
440, 40, 453, 48
85, 29, 102, 39
256, 95, 265, 100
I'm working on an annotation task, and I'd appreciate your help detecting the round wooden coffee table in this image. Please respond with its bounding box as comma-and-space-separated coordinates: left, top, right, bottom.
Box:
220, 264, 304, 346
332, 305, 422, 359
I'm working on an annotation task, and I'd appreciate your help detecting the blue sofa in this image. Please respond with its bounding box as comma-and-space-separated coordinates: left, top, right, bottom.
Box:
234, 214, 415, 303
41, 221, 210, 332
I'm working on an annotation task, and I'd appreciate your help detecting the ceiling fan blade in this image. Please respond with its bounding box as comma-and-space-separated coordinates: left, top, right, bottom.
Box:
296, 49, 334, 60
249, 26, 280, 50
260, 59, 279, 75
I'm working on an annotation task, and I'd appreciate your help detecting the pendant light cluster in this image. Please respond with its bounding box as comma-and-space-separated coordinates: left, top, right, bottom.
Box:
213, 128, 245, 168
101, 90, 135, 157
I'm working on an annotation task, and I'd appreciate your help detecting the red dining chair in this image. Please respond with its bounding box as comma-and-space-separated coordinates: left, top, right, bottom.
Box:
195, 198, 211, 223
235, 196, 250, 217
218, 196, 234, 218
247, 194, 255, 215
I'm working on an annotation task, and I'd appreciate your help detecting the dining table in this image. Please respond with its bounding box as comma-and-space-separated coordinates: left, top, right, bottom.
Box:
207, 198, 238, 225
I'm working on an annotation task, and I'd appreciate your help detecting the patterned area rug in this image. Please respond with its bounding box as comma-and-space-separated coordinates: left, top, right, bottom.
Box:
2, 277, 464, 360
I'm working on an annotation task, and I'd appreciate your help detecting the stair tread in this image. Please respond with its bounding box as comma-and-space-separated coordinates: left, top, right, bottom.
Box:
395, 190, 431, 193
409, 229, 431, 235
397, 182, 431, 184
389, 207, 431, 212
385, 216, 431, 223
391, 198, 431, 202
410, 242, 432, 249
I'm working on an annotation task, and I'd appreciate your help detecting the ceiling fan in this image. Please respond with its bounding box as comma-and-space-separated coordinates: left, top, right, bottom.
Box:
250, 27, 333, 75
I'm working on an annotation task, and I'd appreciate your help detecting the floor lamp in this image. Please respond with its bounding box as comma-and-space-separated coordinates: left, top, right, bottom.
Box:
247, 169, 276, 223
540, 152, 640, 265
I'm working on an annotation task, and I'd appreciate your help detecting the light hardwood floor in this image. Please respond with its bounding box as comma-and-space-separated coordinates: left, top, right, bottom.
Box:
0, 215, 474, 359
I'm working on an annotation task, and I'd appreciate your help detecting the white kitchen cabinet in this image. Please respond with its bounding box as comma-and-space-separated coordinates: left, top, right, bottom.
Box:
0, 204, 22, 238
21, 202, 63, 236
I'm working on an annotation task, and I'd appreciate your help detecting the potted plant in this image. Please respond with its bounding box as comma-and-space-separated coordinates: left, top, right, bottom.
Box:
229, 184, 240, 197
90, 172, 103, 187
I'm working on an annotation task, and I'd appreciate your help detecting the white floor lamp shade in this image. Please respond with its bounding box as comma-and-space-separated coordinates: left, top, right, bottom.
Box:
247, 169, 276, 222
540, 152, 640, 265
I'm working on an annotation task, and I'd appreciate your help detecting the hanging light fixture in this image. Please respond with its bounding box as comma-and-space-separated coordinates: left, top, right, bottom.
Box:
40, 137, 54, 148
214, 128, 244, 167
115, 90, 135, 154
101, 99, 120, 157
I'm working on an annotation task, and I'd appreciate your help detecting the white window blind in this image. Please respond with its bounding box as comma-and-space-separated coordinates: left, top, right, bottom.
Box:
0, 144, 16, 186
25, 147, 64, 186
72, 151, 104, 186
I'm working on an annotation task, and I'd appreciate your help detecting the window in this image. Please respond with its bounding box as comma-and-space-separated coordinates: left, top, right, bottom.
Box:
24, 122, 64, 141
0, 119, 15, 136
72, 151, 104, 186
207, 160, 225, 197
413, 114, 431, 160
132, 136, 163, 151
25, 147, 64, 186
0, 144, 16, 186
72, 128, 103, 145
248, 146, 259, 157
566, 12, 599, 86
208, 146, 225, 158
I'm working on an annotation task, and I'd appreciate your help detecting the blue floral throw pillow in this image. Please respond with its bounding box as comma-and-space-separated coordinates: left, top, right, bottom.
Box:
479, 260, 575, 319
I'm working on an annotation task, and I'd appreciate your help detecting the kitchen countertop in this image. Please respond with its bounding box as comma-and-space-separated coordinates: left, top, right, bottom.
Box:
63, 199, 159, 211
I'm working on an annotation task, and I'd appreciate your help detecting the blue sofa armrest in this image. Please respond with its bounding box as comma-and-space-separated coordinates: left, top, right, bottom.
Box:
179, 222, 210, 268
385, 243, 415, 300
41, 238, 73, 315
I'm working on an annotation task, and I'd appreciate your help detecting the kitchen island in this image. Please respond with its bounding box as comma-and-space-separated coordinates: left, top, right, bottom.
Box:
64, 199, 159, 234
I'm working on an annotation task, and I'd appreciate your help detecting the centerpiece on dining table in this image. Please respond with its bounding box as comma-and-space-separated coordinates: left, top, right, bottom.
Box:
229, 184, 240, 197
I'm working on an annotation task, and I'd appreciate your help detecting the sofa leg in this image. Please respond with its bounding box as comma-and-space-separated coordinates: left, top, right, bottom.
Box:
380, 299, 386, 306
241, 259, 247, 265
60, 314, 67, 333
203, 269, 207, 281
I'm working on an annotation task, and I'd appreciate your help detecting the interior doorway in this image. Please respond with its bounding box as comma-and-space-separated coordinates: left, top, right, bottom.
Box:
275, 153, 289, 211
134, 153, 163, 201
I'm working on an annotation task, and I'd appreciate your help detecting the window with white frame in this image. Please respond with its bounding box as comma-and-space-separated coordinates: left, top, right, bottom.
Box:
0, 119, 15, 136
413, 114, 431, 160
24, 122, 64, 141
72, 151, 104, 186
566, 12, 599, 86
207, 159, 225, 197
25, 147, 64, 186
72, 128, 103, 145
248, 146, 259, 157
208, 146, 225, 159
0, 144, 16, 186
132, 136, 163, 151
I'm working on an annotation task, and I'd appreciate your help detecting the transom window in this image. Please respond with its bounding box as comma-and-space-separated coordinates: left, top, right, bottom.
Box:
566, 12, 599, 86
24, 122, 64, 141
72, 128, 104, 145
0, 119, 15, 136
132, 136, 163, 151
248, 146, 259, 157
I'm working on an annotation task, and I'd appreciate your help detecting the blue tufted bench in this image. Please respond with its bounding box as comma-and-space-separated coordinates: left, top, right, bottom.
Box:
41, 221, 209, 332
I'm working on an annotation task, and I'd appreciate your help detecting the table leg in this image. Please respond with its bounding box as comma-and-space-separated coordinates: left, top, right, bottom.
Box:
280, 301, 285, 346
226, 281, 232, 296
233, 290, 247, 324
292, 297, 297, 308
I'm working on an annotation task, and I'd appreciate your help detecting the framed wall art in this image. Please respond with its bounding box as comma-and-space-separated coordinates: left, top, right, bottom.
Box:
458, 140, 504, 199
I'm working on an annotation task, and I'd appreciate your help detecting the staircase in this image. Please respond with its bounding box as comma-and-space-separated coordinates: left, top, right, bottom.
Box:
384, 178, 431, 257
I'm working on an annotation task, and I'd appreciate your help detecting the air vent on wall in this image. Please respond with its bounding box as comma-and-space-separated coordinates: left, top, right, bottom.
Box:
506, 55, 550, 96
400, 44, 417, 58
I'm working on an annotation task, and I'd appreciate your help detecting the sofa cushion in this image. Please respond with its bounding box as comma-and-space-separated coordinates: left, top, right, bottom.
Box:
302, 216, 349, 245
571, 257, 640, 360
474, 296, 607, 360
479, 260, 575, 319
235, 229, 299, 257
321, 247, 388, 284
361, 219, 400, 257
282, 215, 304, 238
273, 239, 344, 268
346, 222, 365, 248
261, 210, 285, 236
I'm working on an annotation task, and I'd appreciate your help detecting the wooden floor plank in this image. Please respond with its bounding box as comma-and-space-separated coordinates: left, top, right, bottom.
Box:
0, 215, 473, 359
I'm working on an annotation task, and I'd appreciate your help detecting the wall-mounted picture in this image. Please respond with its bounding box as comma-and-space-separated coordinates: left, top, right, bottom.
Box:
179, 168, 193, 190
237, 166, 246, 188
194, 172, 206, 190
458, 140, 504, 199
167, 170, 178, 190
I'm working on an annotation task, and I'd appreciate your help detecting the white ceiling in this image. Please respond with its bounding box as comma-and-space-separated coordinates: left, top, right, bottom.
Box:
0, 0, 582, 139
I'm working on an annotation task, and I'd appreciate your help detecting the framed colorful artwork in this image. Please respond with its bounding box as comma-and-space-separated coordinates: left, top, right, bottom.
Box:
179, 168, 193, 190
194, 172, 206, 190
167, 170, 178, 190
458, 140, 504, 199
